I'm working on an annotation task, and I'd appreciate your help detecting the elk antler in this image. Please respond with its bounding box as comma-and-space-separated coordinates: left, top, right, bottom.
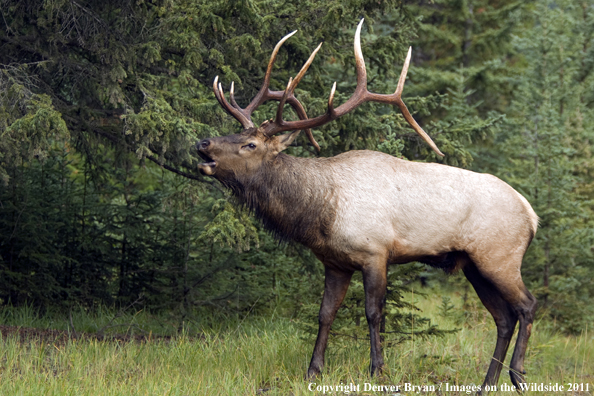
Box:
213, 31, 320, 151
264, 19, 444, 157
214, 19, 444, 157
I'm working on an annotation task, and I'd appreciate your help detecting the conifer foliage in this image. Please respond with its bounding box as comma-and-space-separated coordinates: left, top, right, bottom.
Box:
1, 0, 592, 334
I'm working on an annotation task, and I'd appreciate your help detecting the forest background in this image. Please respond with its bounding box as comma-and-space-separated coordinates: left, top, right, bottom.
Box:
0, 0, 593, 341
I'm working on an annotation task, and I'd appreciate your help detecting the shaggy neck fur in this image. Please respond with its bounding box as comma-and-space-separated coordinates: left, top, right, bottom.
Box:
220, 153, 336, 248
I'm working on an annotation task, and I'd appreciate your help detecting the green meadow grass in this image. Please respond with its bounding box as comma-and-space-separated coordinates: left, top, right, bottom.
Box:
0, 289, 592, 395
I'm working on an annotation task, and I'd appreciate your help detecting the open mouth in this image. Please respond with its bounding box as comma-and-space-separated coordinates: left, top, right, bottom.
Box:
197, 151, 217, 175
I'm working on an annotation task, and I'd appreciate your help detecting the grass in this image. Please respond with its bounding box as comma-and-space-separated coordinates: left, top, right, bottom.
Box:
0, 288, 592, 395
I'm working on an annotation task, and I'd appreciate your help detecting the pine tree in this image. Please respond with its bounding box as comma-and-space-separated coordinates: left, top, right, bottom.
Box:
495, 0, 594, 333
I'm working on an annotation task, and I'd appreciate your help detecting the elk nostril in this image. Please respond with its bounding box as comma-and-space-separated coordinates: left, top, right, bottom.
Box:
198, 139, 211, 150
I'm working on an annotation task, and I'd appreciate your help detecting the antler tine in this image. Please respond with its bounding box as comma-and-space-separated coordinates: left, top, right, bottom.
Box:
229, 81, 240, 109
213, 76, 223, 106
285, 96, 320, 151
213, 76, 254, 129
245, 30, 298, 114
290, 42, 323, 93
393, 98, 445, 157
328, 82, 337, 117
353, 18, 368, 90
391, 47, 444, 157
275, 77, 293, 126
265, 31, 298, 85
395, 47, 412, 97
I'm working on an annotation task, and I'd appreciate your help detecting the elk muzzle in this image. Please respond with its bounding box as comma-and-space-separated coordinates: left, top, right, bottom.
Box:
197, 139, 217, 176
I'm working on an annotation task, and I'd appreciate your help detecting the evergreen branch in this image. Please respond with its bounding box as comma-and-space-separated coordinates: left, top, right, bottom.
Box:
144, 155, 202, 182
71, 1, 106, 26
186, 255, 238, 296
64, 114, 219, 186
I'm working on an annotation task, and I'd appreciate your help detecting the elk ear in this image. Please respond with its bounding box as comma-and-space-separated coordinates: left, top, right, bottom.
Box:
277, 130, 301, 152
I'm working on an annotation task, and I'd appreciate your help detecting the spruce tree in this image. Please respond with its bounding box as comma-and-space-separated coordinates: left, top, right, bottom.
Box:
495, 0, 594, 333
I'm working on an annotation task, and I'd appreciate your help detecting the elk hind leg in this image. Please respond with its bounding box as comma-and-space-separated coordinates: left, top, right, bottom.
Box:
463, 262, 519, 391
467, 256, 537, 392
482, 269, 536, 390
507, 283, 537, 389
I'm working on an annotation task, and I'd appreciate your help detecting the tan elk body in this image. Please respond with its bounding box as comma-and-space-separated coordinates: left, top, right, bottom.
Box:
198, 20, 538, 393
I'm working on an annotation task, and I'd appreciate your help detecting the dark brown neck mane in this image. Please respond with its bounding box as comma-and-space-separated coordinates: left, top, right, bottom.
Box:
221, 154, 336, 247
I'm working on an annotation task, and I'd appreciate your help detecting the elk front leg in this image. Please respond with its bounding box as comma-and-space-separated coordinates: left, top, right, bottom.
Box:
307, 267, 353, 379
362, 264, 388, 376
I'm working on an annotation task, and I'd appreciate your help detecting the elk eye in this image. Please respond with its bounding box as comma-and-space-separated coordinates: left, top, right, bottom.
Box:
243, 143, 257, 150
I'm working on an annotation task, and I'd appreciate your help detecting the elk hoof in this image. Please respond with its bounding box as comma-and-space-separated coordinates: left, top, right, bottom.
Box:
509, 370, 526, 393
370, 364, 385, 377
306, 367, 321, 380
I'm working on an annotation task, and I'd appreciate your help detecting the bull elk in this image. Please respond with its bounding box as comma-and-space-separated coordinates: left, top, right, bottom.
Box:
197, 19, 537, 392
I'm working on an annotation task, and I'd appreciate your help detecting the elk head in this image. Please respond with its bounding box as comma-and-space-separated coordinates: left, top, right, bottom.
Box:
197, 19, 444, 180
197, 126, 300, 179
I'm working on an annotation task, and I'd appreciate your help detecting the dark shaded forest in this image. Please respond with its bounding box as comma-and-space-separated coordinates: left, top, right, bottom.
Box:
1, 0, 593, 337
